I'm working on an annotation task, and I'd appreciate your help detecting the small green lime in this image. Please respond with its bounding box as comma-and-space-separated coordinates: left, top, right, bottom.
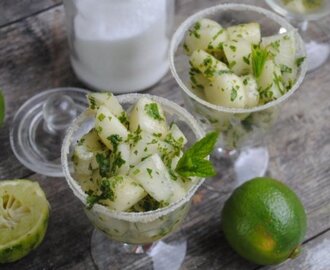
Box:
0, 180, 50, 264
221, 177, 307, 265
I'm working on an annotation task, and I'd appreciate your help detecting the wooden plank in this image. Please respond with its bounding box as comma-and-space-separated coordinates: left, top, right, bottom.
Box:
0, 6, 80, 179
0, 0, 62, 27
260, 230, 330, 270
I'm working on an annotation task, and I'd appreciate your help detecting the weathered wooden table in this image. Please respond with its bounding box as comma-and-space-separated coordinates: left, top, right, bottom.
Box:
1, 0, 329, 269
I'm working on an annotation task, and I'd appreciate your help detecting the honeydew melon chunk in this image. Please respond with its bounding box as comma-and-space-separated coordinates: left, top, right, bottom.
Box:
130, 154, 173, 202
262, 31, 297, 88
257, 59, 285, 104
129, 132, 160, 166
168, 180, 187, 203
85, 211, 129, 237
87, 92, 124, 117
72, 144, 94, 176
204, 73, 247, 108
242, 74, 259, 108
282, 0, 321, 13
130, 218, 169, 240
227, 23, 261, 45
95, 105, 128, 150
190, 72, 209, 99
223, 39, 252, 75
190, 50, 229, 81
184, 19, 228, 56
129, 98, 168, 139
114, 143, 130, 175
77, 129, 104, 151
74, 173, 100, 193
102, 175, 147, 211
168, 123, 188, 146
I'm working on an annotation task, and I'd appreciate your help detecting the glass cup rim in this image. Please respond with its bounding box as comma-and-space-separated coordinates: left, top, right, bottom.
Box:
265, 0, 330, 21
169, 3, 307, 114
61, 93, 206, 223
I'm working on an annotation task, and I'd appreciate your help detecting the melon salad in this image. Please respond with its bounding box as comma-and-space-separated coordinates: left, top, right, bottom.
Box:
72, 93, 216, 213
282, 0, 324, 14
183, 19, 305, 108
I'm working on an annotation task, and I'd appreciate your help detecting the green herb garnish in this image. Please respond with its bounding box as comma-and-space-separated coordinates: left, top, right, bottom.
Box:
0, 91, 5, 126
144, 103, 164, 121
86, 176, 123, 209
118, 112, 129, 128
230, 87, 238, 102
96, 152, 111, 177
251, 45, 269, 78
107, 134, 122, 151
296, 56, 306, 68
97, 113, 106, 121
175, 132, 218, 178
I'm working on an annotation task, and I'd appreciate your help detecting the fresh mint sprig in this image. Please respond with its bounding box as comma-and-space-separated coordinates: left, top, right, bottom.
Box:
175, 132, 218, 178
0, 91, 4, 127
251, 45, 269, 78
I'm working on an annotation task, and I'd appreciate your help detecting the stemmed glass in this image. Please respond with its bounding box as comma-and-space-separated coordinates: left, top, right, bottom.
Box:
169, 4, 307, 188
266, 0, 330, 71
61, 94, 205, 270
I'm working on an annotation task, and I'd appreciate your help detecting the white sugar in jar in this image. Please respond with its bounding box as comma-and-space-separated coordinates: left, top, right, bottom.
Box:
63, 0, 175, 93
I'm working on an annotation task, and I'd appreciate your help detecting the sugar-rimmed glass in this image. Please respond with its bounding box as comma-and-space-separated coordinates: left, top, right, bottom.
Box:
169, 4, 307, 187
266, 0, 330, 71
61, 93, 205, 270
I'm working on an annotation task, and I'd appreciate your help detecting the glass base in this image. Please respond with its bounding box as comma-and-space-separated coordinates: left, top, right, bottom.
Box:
305, 40, 329, 72
90, 229, 187, 270
294, 20, 329, 72
207, 146, 269, 192
234, 146, 269, 186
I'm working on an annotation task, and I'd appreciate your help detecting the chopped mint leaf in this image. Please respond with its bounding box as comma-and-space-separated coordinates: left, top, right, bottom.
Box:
144, 103, 164, 121
107, 134, 122, 151
188, 21, 201, 39
229, 45, 237, 52
96, 152, 111, 177
228, 61, 236, 69
243, 55, 250, 65
118, 112, 129, 128
97, 113, 106, 121
183, 42, 190, 53
147, 168, 153, 178
86, 177, 123, 209
175, 132, 218, 178
230, 87, 238, 102
87, 95, 97, 110
296, 56, 306, 68
280, 64, 292, 74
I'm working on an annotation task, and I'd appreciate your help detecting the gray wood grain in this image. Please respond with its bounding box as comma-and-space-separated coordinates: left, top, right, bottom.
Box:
0, 0, 329, 269
0, 0, 62, 27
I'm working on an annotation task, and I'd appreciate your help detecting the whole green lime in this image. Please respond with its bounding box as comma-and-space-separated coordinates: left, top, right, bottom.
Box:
221, 177, 307, 265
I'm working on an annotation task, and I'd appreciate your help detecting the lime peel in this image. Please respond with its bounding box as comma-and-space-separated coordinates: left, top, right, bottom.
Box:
0, 180, 50, 264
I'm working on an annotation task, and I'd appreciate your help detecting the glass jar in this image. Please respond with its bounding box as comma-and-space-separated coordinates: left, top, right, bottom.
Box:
63, 0, 175, 93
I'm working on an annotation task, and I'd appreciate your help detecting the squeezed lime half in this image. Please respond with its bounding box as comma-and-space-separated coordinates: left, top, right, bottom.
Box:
0, 180, 50, 263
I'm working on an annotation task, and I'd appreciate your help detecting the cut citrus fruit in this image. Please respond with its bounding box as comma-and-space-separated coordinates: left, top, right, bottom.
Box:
0, 180, 50, 264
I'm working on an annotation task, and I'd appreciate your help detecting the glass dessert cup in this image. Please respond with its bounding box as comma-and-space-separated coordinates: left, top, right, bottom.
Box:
61, 93, 205, 270
169, 4, 307, 189
266, 0, 330, 72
